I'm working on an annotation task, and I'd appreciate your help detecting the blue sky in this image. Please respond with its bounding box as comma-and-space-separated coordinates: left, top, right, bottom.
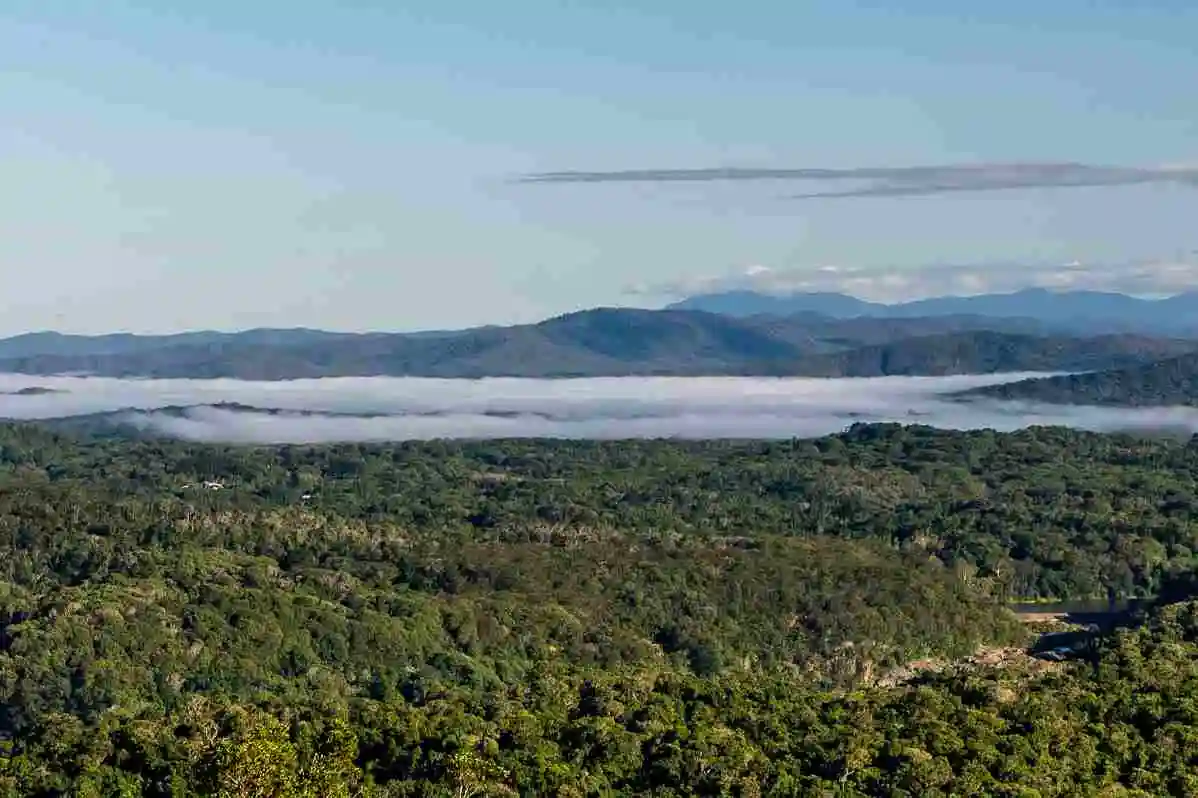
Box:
2, 1, 1196, 333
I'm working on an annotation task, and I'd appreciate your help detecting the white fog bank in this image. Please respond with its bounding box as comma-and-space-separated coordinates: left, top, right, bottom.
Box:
0, 372, 1194, 443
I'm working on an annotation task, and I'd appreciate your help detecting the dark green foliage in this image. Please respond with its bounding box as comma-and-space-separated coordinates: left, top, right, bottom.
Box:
15, 420, 1198, 600
0, 426, 1024, 731
965, 351, 1198, 406
7, 422, 1198, 793
8, 600, 1198, 795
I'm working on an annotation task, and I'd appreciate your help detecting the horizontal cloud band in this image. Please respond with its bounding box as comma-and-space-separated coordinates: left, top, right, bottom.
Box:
521, 162, 1198, 199
3, 373, 1198, 443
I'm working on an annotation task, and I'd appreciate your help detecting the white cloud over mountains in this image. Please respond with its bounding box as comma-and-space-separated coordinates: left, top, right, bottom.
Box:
631, 255, 1198, 302
3, 373, 1198, 444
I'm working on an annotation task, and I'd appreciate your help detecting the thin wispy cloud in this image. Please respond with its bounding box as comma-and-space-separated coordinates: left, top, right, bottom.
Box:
629, 254, 1198, 302
3, 374, 1198, 443
521, 162, 1198, 199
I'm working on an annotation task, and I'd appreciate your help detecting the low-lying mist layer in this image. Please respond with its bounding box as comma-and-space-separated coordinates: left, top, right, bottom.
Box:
2, 372, 1197, 443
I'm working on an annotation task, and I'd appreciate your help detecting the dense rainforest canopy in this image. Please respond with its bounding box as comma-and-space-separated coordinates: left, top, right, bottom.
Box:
4, 421, 1198, 795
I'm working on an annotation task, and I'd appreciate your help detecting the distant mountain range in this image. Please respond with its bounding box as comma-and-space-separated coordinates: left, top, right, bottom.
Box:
0, 308, 1195, 381
668, 288, 1198, 336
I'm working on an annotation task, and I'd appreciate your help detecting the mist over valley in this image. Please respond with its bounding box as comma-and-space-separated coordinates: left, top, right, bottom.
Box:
5, 372, 1198, 443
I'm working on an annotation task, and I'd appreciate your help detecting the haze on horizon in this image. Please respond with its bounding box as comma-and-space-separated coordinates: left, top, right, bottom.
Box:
3, 1, 1196, 335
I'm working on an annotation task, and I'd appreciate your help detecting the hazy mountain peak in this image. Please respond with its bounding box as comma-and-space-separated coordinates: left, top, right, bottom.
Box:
668, 288, 1198, 335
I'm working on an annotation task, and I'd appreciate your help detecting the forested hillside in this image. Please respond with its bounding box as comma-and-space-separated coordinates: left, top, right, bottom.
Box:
789, 330, 1191, 377
0, 309, 1192, 379
964, 351, 1198, 406
5, 422, 1198, 794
